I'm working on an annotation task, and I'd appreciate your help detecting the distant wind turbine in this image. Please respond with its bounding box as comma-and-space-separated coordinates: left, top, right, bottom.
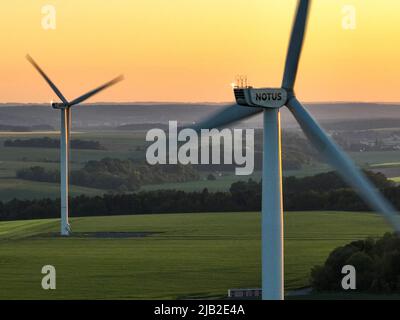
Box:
26, 54, 124, 236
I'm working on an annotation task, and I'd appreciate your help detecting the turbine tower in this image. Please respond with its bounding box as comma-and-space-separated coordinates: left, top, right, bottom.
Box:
26, 55, 123, 236
190, 0, 400, 300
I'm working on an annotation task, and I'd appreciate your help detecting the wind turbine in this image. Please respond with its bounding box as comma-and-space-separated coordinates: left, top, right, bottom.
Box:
190, 0, 400, 300
26, 55, 124, 236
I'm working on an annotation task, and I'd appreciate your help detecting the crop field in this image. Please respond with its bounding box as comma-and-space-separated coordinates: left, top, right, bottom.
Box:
352, 152, 400, 166
0, 211, 391, 299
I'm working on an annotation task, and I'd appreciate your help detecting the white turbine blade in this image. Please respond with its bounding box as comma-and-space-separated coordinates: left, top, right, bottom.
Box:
281, 0, 311, 90
68, 75, 124, 107
287, 97, 400, 231
26, 54, 68, 105
188, 104, 262, 132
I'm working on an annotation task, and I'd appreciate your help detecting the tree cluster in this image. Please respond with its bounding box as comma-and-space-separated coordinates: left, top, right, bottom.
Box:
17, 158, 200, 191
311, 233, 400, 293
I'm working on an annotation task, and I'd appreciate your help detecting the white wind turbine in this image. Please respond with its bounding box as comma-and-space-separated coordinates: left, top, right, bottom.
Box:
190, 0, 400, 300
27, 55, 123, 236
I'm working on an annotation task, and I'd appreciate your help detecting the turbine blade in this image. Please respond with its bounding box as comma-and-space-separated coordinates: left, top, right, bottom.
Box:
26, 54, 68, 105
286, 97, 400, 231
281, 0, 311, 90
188, 104, 262, 132
68, 75, 124, 107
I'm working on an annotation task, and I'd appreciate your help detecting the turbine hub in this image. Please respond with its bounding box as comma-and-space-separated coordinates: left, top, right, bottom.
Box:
233, 87, 287, 109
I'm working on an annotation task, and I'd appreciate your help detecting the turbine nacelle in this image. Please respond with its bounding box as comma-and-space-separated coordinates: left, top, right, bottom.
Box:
233, 87, 287, 109
51, 101, 68, 109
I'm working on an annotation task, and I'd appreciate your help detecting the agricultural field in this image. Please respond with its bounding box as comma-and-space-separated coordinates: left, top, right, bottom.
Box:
0, 130, 399, 201
141, 171, 262, 192
390, 177, 400, 183
0, 179, 104, 201
0, 131, 144, 201
0, 211, 391, 299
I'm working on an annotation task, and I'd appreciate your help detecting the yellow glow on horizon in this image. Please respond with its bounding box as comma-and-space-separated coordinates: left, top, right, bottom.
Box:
0, 0, 399, 103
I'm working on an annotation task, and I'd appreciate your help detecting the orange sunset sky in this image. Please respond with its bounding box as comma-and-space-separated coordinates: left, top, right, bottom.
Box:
0, 0, 399, 103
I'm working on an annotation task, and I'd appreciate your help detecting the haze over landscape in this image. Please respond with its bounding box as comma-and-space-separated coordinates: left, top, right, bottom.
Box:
0, 102, 399, 130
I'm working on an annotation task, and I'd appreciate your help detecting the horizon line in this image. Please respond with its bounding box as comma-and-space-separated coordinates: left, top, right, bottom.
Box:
1, 101, 400, 106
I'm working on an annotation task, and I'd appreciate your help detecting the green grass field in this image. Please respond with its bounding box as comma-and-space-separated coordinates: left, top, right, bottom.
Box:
0, 211, 391, 299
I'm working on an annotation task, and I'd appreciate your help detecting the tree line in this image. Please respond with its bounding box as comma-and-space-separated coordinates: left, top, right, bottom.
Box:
4, 137, 105, 150
2, 170, 400, 221
17, 158, 200, 191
